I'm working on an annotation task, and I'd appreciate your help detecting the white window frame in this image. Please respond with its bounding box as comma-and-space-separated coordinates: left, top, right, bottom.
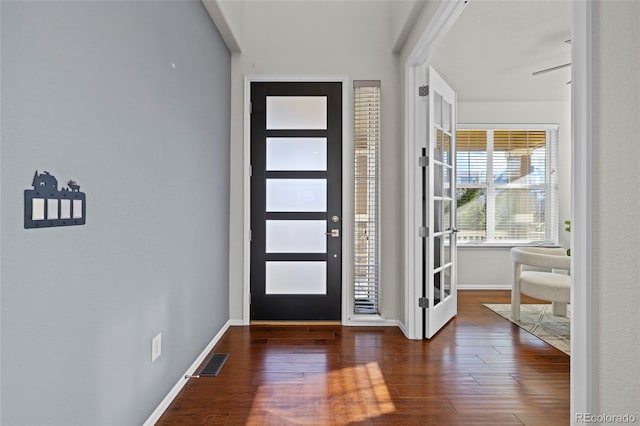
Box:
457, 123, 559, 247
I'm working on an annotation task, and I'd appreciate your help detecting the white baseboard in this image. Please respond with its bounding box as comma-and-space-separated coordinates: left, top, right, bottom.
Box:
228, 319, 244, 326
343, 316, 400, 327
458, 284, 511, 290
397, 321, 409, 338
143, 319, 233, 426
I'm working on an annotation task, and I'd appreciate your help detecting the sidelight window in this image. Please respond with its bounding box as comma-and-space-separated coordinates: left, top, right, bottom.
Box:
353, 81, 381, 314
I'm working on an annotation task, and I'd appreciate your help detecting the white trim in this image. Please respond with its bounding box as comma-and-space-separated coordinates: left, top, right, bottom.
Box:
397, 321, 409, 338
392, 1, 427, 54
570, 1, 594, 420
403, 1, 592, 419
403, 0, 467, 340
243, 75, 352, 325
457, 284, 511, 291
458, 123, 559, 131
343, 317, 400, 327
403, 62, 426, 340
143, 320, 233, 426
201, 1, 241, 53
406, 0, 467, 66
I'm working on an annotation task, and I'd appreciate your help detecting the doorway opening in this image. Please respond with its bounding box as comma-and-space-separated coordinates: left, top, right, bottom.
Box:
249, 81, 343, 320
404, 0, 593, 416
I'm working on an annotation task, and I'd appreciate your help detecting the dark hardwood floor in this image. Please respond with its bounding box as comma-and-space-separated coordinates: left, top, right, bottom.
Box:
157, 291, 569, 425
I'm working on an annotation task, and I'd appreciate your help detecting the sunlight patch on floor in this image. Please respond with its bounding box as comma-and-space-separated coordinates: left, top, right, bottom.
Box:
246, 362, 396, 423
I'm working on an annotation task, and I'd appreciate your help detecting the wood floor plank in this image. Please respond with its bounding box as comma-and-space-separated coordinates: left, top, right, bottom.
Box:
157, 291, 569, 425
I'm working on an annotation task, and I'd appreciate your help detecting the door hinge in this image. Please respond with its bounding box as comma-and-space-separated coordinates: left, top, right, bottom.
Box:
419, 226, 428, 238
249, 165, 253, 177
250, 102, 252, 114
419, 297, 429, 308
418, 156, 428, 167
249, 230, 252, 241
418, 85, 429, 97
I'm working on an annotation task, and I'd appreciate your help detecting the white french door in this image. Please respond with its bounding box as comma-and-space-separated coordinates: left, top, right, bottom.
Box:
422, 67, 457, 338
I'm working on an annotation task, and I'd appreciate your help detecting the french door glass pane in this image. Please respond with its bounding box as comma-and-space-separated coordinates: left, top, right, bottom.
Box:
444, 233, 451, 265
444, 200, 451, 230
266, 179, 327, 212
266, 96, 327, 130
435, 129, 443, 162
443, 166, 451, 198
443, 266, 451, 298
434, 163, 443, 197
443, 133, 452, 165
434, 271, 442, 305
434, 200, 443, 233
266, 138, 327, 171
443, 99, 451, 132
434, 92, 442, 127
265, 261, 327, 294
266, 220, 326, 253
434, 236, 443, 269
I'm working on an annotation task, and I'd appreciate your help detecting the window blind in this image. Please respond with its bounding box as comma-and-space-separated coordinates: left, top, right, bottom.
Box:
353, 81, 380, 314
456, 127, 559, 244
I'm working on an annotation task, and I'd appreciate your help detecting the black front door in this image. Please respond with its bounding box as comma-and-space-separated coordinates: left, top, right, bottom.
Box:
250, 82, 342, 320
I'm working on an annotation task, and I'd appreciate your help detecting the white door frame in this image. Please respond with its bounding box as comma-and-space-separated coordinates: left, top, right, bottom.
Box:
242, 75, 352, 325
402, 0, 595, 419
403, 0, 467, 340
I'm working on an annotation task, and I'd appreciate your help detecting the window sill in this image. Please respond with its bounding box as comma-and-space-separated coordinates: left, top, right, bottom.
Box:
458, 241, 561, 249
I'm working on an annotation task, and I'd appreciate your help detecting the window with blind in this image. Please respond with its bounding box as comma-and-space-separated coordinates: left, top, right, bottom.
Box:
456, 126, 559, 245
353, 81, 380, 314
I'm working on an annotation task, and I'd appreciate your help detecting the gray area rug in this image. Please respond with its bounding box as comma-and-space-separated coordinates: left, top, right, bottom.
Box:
484, 303, 571, 355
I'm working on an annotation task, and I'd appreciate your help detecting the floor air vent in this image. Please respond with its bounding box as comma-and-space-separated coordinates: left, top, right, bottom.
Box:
198, 353, 229, 377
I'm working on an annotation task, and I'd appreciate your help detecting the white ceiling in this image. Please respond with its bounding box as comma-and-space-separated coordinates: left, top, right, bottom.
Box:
430, 0, 572, 102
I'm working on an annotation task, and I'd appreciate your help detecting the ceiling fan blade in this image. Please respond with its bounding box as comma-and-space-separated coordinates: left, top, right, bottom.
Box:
532, 62, 572, 76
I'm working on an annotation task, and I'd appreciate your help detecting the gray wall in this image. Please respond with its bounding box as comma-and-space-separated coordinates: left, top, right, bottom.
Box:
0, 1, 230, 424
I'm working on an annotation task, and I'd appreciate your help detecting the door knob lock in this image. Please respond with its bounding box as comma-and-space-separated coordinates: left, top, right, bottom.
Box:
324, 229, 340, 237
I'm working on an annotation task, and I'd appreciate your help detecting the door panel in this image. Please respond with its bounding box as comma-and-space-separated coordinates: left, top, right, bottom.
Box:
423, 68, 457, 338
251, 82, 342, 320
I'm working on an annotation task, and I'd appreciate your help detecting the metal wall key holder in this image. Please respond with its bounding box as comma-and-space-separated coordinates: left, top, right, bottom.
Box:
24, 171, 86, 229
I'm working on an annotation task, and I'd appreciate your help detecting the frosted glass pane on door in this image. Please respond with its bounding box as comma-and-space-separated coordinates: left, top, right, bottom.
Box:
266, 179, 327, 212
266, 96, 327, 129
266, 138, 327, 171
266, 261, 327, 294
266, 220, 326, 253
